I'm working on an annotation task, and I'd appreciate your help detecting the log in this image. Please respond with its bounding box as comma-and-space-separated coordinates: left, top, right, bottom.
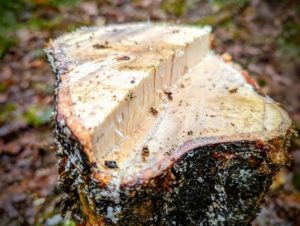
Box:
45, 23, 292, 226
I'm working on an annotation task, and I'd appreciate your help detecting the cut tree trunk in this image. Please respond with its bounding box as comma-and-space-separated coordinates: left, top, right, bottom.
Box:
45, 23, 292, 226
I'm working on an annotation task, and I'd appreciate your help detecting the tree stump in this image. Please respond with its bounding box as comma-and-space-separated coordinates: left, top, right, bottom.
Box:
45, 23, 292, 226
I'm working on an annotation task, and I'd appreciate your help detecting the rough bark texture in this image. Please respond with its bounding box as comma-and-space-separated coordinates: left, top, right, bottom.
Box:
45, 23, 292, 226
55, 124, 291, 226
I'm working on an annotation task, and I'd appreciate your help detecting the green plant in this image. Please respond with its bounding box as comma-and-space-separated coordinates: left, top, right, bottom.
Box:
162, 0, 187, 16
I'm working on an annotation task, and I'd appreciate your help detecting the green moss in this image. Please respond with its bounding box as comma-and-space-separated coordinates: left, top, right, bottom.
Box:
0, 103, 16, 124
23, 106, 53, 127
212, 0, 249, 10
292, 172, 300, 190
0, 0, 80, 57
278, 20, 300, 57
162, 0, 187, 17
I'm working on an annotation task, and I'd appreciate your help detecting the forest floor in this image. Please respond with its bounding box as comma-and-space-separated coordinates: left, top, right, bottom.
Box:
0, 0, 299, 225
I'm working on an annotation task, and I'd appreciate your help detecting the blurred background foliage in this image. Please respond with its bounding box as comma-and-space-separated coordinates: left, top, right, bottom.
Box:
0, 0, 80, 58
0, 0, 299, 225
1, 0, 300, 58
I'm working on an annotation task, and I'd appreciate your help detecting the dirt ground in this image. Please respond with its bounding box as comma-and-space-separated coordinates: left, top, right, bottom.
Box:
0, 0, 299, 225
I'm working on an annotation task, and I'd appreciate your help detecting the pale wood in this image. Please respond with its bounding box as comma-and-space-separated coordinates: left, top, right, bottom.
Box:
46, 23, 292, 226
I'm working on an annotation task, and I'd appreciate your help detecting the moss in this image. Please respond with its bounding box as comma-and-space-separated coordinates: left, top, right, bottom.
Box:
161, 0, 187, 17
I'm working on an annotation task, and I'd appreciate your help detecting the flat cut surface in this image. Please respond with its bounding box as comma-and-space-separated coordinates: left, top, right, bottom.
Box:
101, 54, 290, 182
48, 23, 292, 225
53, 23, 210, 158
51, 23, 290, 186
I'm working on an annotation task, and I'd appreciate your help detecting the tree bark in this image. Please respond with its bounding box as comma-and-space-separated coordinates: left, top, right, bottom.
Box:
45, 23, 292, 226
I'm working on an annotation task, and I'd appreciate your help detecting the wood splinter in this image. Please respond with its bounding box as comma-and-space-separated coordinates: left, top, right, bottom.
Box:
45, 23, 292, 226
